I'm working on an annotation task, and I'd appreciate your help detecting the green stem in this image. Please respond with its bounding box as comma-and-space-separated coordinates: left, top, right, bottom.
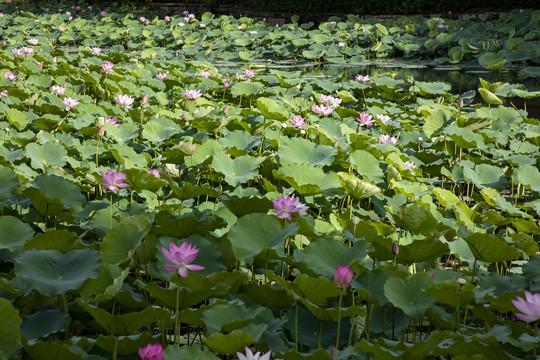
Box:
295, 303, 299, 351
109, 193, 113, 229
175, 278, 181, 344
112, 337, 118, 360
336, 290, 343, 349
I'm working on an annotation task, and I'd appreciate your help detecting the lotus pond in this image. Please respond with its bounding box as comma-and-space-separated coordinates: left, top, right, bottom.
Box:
1, 3, 540, 360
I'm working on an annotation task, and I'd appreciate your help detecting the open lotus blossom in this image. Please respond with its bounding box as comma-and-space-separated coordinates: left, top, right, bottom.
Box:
27, 38, 39, 45
243, 69, 256, 78
512, 291, 540, 322
101, 61, 114, 74
312, 104, 334, 116
90, 47, 102, 55
99, 117, 119, 136
161, 242, 205, 277
0, 90, 8, 97
272, 194, 309, 220
379, 134, 398, 145
11, 48, 23, 57
318, 95, 342, 107
178, 22, 185, 27
289, 115, 307, 128
376, 114, 391, 124
184, 89, 203, 99
404, 161, 416, 169
199, 23, 206, 28
148, 169, 161, 178
21, 47, 34, 56
164, 16, 171, 22
115, 94, 135, 107
338, 42, 345, 47
237, 347, 271, 360
355, 74, 370, 83
59, 26, 65, 32
100, 11, 106, 16
356, 112, 375, 127
36, 61, 43, 69
155, 72, 168, 80
139, 16, 147, 23
199, 70, 211, 78
61, 97, 79, 111
2, 71, 17, 81
139, 343, 164, 360
51, 85, 66, 95
334, 265, 354, 288
100, 169, 130, 191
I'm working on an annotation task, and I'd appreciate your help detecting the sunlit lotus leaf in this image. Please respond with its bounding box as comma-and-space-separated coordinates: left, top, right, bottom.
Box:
212, 152, 259, 187
410, 81, 451, 95
201, 303, 271, 334
433, 188, 460, 208
25, 142, 67, 171
219, 130, 257, 151
0, 298, 21, 359
352, 270, 391, 306
392, 203, 438, 236
445, 124, 485, 148
164, 345, 220, 360
478, 88, 503, 105
100, 215, 153, 264
14, 248, 101, 297
109, 144, 148, 168
230, 81, 264, 97
337, 172, 381, 199
279, 137, 337, 167
221, 196, 273, 217
517, 164, 540, 192
21, 307, 70, 341
80, 264, 129, 302
204, 325, 266, 354
480, 188, 532, 219
350, 150, 384, 182
302, 238, 372, 277
103, 123, 139, 143
78, 300, 170, 336
384, 273, 435, 323
0, 215, 34, 254
397, 239, 449, 265
25, 229, 85, 253
463, 164, 507, 190
6, 108, 29, 130
228, 213, 298, 262
275, 164, 343, 197
142, 117, 180, 143
256, 97, 288, 121
123, 168, 165, 192
23, 340, 83, 360
423, 110, 452, 138
464, 233, 521, 262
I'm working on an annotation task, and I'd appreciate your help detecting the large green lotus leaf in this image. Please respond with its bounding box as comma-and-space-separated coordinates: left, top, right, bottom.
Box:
78, 301, 171, 336
103, 123, 139, 143
142, 118, 180, 143
384, 273, 435, 323
182, 139, 221, 167
423, 110, 453, 139
352, 270, 391, 306
256, 97, 288, 121
201, 303, 270, 334
425, 281, 476, 310
0, 166, 19, 201
169, 182, 219, 201
278, 137, 337, 167
445, 124, 485, 148
230, 81, 264, 98
397, 239, 449, 265
275, 164, 343, 197
164, 345, 220, 360
24, 174, 87, 215
14, 248, 101, 297
517, 165, 540, 192
227, 213, 298, 263
24, 229, 85, 253
392, 203, 438, 236
350, 150, 384, 182
211, 152, 259, 187
218, 130, 256, 151
204, 324, 266, 354
6, 108, 29, 130
221, 196, 273, 217
124, 168, 165, 192
463, 164, 507, 191
240, 282, 294, 309
25, 142, 67, 171
80, 264, 129, 303
92, 334, 160, 356
0, 215, 34, 253
152, 213, 226, 239
109, 144, 148, 168
21, 307, 70, 341
410, 81, 451, 95
480, 188, 532, 219
100, 215, 153, 265
0, 298, 21, 359
478, 88, 503, 105
337, 172, 381, 199
519, 66, 540, 78
301, 238, 372, 277
464, 234, 521, 262
23, 340, 83, 360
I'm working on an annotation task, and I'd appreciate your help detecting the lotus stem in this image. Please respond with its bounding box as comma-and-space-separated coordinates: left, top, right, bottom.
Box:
175, 278, 181, 344
336, 290, 343, 349
295, 303, 299, 351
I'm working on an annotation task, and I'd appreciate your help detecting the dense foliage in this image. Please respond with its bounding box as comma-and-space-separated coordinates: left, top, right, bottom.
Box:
0, 3, 539, 360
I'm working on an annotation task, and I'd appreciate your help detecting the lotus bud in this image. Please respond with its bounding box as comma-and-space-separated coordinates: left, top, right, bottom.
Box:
141, 93, 148, 104
429, 273, 435, 280
329, 345, 338, 360
223, 106, 228, 113
98, 125, 105, 137
223, 81, 229, 87
53, 56, 57, 63
181, 113, 186, 122
300, 129, 306, 135
391, 242, 399, 256
459, 98, 463, 107
333, 140, 339, 147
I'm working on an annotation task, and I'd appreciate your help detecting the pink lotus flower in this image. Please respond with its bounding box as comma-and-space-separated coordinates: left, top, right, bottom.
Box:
115, 94, 135, 107
223, 81, 229, 87
512, 291, 540, 322
404, 161, 416, 169
318, 95, 341, 107
27, 38, 39, 45
11, 48, 23, 57
238, 25, 243, 30
59, 26, 65, 32
100, 11, 106, 16
0, 90, 8, 97
356, 112, 375, 127
155, 72, 168, 80
237, 347, 271, 360
91, 47, 102, 55
139, 17, 147, 24
376, 114, 391, 124
141, 93, 148, 104
148, 169, 161, 178
61, 97, 79, 111
100, 169, 130, 191
2, 72, 17, 81
199, 70, 211, 78
101, 61, 114, 74
36, 61, 43, 69
355, 74, 370, 83
199, 23, 206, 28
334, 265, 353, 288
138, 343, 164, 360
379, 134, 398, 145
338, 42, 345, 47
99, 117, 119, 136
178, 22, 185, 27
51, 85, 66, 95
164, 16, 171, 22
272, 194, 309, 220
243, 69, 256, 78
312, 104, 334, 116
289, 116, 306, 128
21, 47, 33, 56
161, 242, 205, 277
184, 89, 202, 99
